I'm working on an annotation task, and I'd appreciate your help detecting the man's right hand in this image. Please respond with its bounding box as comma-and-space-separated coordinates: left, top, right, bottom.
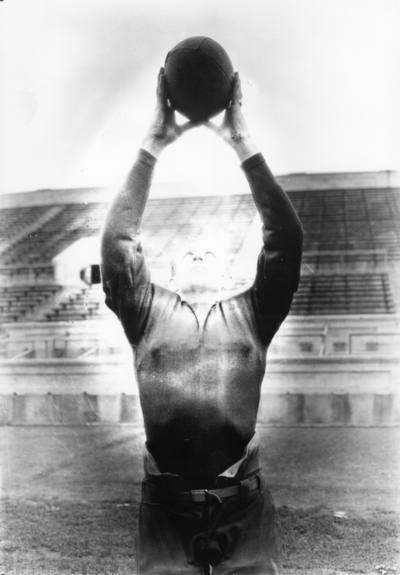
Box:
141, 68, 195, 159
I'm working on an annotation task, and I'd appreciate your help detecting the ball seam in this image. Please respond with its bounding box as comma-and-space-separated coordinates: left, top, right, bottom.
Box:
165, 48, 233, 86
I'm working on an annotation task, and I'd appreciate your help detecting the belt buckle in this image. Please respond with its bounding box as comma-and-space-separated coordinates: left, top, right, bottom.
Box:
191, 489, 222, 505
190, 489, 208, 503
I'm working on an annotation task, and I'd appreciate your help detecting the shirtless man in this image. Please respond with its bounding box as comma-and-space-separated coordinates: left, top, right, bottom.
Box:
101, 69, 303, 575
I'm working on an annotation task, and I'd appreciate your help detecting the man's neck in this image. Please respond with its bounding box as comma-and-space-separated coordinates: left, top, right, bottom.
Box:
189, 301, 216, 326
180, 291, 221, 326
180, 289, 221, 306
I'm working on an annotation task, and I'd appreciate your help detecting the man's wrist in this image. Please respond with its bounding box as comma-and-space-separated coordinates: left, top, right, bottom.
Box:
230, 137, 259, 162
141, 135, 167, 160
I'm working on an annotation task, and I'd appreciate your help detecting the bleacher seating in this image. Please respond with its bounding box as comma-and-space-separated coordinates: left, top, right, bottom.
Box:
290, 273, 395, 315
1, 179, 399, 427
0, 285, 61, 323
0, 203, 106, 265
289, 188, 400, 259
0, 206, 51, 248
1, 187, 399, 267
45, 284, 112, 322
1, 188, 399, 264
0, 186, 399, 321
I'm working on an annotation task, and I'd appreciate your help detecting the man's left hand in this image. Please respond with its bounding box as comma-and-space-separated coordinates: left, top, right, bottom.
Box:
142, 68, 195, 158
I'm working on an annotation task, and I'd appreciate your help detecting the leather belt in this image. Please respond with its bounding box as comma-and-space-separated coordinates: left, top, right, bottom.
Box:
189, 476, 259, 502
142, 475, 260, 504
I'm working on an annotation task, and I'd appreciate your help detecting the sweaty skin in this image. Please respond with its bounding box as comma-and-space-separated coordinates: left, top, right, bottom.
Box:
101, 69, 303, 490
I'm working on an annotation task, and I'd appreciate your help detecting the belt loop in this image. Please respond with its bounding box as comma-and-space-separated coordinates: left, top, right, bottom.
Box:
141, 480, 151, 503
257, 472, 266, 494
240, 478, 250, 503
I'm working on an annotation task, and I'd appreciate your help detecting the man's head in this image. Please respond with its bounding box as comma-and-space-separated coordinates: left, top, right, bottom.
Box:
171, 240, 230, 303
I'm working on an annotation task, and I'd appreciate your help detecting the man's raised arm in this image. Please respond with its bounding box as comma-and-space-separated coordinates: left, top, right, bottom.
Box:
205, 72, 303, 343
101, 68, 194, 344
242, 152, 303, 344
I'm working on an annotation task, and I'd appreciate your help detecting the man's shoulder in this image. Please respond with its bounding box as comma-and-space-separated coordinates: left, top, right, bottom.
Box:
218, 285, 255, 319
151, 283, 181, 307
219, 284, 253, 305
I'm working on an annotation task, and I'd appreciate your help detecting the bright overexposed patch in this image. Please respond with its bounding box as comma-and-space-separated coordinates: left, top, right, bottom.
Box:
0, 0, 399, 194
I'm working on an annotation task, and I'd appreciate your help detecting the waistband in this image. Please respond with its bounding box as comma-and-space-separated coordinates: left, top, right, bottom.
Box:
142, 432, 262, 493
142, 473, 262, 506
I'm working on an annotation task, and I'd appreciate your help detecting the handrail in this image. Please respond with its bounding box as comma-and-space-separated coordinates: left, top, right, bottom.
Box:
78, 346, 98, 359
10, 346, 34, 360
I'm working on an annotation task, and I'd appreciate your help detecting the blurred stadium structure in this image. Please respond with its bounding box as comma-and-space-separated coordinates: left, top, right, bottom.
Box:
1, 170, 399, 426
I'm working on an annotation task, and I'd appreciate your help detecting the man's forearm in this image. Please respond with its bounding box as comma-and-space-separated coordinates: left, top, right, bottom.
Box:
101, 149, 156, 281
242, 154, 303, 293
141, 135, 167, 160
230, 135, 260, 163
242, 154, 302, 237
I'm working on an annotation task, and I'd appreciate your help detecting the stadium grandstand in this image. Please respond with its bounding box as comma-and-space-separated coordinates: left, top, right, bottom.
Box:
1, 170, 399, 426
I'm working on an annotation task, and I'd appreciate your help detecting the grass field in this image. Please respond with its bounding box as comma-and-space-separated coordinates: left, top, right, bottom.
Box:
1, 425, 399, 574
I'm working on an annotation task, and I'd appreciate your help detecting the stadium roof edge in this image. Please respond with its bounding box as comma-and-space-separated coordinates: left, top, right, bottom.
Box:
1, 170, 399, 209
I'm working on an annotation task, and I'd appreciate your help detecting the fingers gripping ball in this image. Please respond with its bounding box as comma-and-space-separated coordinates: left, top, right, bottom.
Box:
164, 37, 234, 123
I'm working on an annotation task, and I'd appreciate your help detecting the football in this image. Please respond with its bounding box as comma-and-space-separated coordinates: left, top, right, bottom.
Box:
164, 36, 234, 123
